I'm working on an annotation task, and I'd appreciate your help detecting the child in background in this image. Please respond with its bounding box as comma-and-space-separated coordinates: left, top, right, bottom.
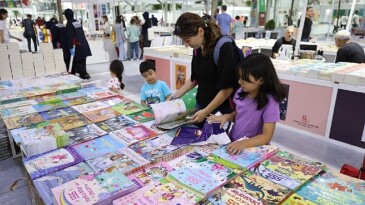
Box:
107, 60, 125, 94
140, 60, 171, 107
126, 18, 140, 60
208, 53, 285, 155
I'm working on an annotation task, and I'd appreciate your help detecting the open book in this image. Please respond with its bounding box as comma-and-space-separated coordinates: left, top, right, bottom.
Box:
150, 99, 192, 130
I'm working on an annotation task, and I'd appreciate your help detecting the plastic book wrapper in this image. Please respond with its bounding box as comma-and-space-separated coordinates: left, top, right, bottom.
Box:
150, 99, 190, 129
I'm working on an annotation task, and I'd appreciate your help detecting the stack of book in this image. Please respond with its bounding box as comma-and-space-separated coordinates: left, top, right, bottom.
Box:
8, 43, 23, 79
0, 133, 11, 160
33, 53, 45, 76
21, 52, 35, 77
53, 49, 65, 73
42, 44, 55, 75
0, 44, 11, 80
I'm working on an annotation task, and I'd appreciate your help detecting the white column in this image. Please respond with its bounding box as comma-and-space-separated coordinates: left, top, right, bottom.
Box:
293, 0, 308, 60
346, 0, 356, 31
326, 0, 335, 36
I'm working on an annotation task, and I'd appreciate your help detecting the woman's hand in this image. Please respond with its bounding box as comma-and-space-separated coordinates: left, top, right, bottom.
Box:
190, 109, 209, 123
225, 140, 248, 155
207, 114, 230, 129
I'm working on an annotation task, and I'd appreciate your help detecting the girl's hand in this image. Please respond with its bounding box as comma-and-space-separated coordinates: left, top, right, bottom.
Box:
226, 140, 247, 155
190, 109, 208, 123
207, 114, 229, 129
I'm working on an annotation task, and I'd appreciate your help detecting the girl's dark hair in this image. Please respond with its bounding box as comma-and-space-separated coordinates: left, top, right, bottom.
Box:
0, 9, 8, 20
174, 12, 221, 57
236, 53, 285, 110
109, 60, 125, 90
130, 18, 135, 24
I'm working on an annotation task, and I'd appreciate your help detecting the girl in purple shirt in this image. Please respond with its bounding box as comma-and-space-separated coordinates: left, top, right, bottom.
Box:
208, 53, 286, 155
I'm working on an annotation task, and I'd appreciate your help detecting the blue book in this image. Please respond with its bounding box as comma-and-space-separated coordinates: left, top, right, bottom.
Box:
57, 92, 86, 100
32, 101, 67, 112
39, 107, 77, 120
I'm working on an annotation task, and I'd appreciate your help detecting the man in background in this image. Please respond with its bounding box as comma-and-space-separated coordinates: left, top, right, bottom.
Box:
298, 7, 314, 42
352, 10, 360, 29
216, 5, 232, 36
334, 30, 365, 63
151, 15, 158, 26
272, 26, 296, 59
22, 14, 37, 52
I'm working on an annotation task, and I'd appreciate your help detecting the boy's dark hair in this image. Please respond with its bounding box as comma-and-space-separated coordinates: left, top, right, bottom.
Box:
235, 16, 240, 20
236, 53, 286, 110
139, 60, 156, 74
109, 60, 125, 89
0, 9, 7, 20
222, 5, 227, 11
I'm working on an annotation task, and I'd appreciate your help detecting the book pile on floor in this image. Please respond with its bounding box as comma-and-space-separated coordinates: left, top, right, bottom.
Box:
0, 76, 364, 205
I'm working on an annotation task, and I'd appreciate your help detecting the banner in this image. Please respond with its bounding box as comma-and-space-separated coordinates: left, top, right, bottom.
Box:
259, 0, 266, 13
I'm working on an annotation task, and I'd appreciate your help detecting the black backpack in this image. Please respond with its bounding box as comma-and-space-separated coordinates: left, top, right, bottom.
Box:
213, 36, 244, 66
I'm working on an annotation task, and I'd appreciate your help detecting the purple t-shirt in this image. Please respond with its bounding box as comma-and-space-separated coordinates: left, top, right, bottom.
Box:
216, 13, 232, 35
230, 88, 280, 141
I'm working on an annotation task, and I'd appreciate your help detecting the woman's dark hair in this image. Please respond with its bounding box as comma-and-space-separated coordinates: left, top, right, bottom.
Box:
174, 12, 221, 57
0, 9, 8, 20
109, 60, 125, 90
130, 18, 135, 24
236, 53, 285, 110
115, 15, 121, 24
235, 16, 240, 20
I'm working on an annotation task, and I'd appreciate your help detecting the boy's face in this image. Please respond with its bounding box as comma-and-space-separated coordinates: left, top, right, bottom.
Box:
142, 69, 157, 84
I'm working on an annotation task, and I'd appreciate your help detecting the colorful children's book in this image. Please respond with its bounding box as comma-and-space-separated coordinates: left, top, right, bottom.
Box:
51, 174, 111, 205
112, 178, 204, 205
208, 186, 268, 205
77, 86, 108, 95
128, 162, 174, 187
167, 151, 207, 169
128, 134, 174, 156
111, 100, 148, 115
39, 107, 78, 120
0, 99, 37, 110
141, 120, 167, 135
72, 135, 125, 160
63, 96, 93, 106
87, 90, 119, 100
71, 101, 109, 113
66, 124, 108, 145
23, 146, 84, 180
150, 99, 190, 129
256, 151, 326, 190
4, 113, 45, 129
193, 144, 221, 155
33, 162, 92, 205
99, 96, 128, 106
0, 93, 26, 105
82, 107, 121, 123
57, 92, 86, 101
95, 116, 136, 133
34, 95, 61, 104
109, 124, 157, 146
212, 145, 279, 170
127, 109, 155, 123
32, 101, 67, 112
49, 114, 91, 131
0, 105, 37, 118
54, 83, 80, 94
281, 193, 318, 205
294, 169, 365, 205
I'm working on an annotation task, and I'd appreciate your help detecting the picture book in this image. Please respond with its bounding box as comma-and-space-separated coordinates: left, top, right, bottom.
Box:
34, 95, 61, 104
66, 124, 107, 145
193, 144, 221, 155
51, 174, 111, 205
72, 135, 125, 160
86, 148, 150, 174
141, 121, 167, 135
63, 96, 93, 106
77, 86, 108, 95
109, 124, 157, 146
295, 169, 365, 205
168, 157, 237, 196
99, 96, 129, 107
167, 151, 208, 169
0, 93, 26, 105
32, 101, 67, 112
127, 109, 155, 123
128, 134, 174, 156
71, 101, 109, 113
4, 113, 45, 129
0, 105, 37, 118
0, 99, 37, 110
33, 162, 92, 205
50, 114, 92, 131
87, 90, 118, 100
54, 84, 80, 94
150, 99, 190, 129
128, 162, 174, 187
208, 186, 268, 205
281, 193, 318, 205
212, 145, 279, 171
82, 107, 121, 123
256, 151, 326, 190
23, 146, 84, 180
112, 178, 204, 205
95, 116, 136, 133
58, 92, 86, 101
39, 107, 78, 120
111, 100, 148, 115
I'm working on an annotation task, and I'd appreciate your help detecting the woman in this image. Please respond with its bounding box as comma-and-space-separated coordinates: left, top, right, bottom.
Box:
0, 9, 22, 43
103, 15, 111, 36
173, 12, 239, 124
112, 15, 126, 61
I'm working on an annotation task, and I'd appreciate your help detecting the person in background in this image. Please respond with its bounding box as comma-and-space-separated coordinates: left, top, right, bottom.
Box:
298, 7, 314, 42
272, 26, 296, 59
139, 60, 171, 107
103, 15, 111, 36
213, 8, 219, 20
232, 16, 244, 40
334, 30, 365, 63
48, 17, 58, 48
22, 14, 37, 52
340, 14, 348, 29
140, 11, 152, 59
41, 25, 49, 43
216, 5, 232, 36
352, 10, 360, 29
112, 15, 127, 61
111, 16, 119, 58
151, 15, 158, 26
243, 16, 248, 27
207, 53, 285, 155
65, 8, 92, 79
126, 18, 140, 60
107, 60, 125, 94
0, 9, 22, 43
53, 21, 70, 71
35, 17, 43, 28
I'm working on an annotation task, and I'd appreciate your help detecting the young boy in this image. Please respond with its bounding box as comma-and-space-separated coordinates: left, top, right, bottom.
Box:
140, 60, 171, 107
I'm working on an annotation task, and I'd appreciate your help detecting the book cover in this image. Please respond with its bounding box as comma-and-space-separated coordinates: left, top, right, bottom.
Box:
51, 174, 111, 205
193, 144, 221, 155
87, 90, 118, 100
63, 96, 93, 106
171, 123, 225, 145
77, 86, 108, 95
58, 92, 86, 101
281, 193, 318, 205
95, 170, 138, 195
128, 134, 174, 156
66, 124, 108, 145
0, 105, 37, 118
208, 186, 268, 205
72, 135, 125, 160
150, 99, 190, 129
0, 99, 37, 110
23, 146, 84, 180
35, 95, 61, 104
33, 162, 92, 205
4, 113, 44, 129
128, 162, 174, 187
95, 116, 136, 133
39, 107, 78, 120
141, 121, 167, 135
111, 100, 148, 115
82, 107, 121, 123
109, 125, 157, 146
127, 109, 155, 123
50, 114, 92, 131
295, 170, 365, 205
167, 151, 208, 169
99, 96, 129, 107
71, 101, 109, 113
112, 178, 204, 205
32, 101, 67, 112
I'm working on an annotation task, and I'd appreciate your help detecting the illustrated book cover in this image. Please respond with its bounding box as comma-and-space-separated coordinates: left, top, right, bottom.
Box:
49, 114, 92, 131
39, 107, 78, 120
95, 116, 136, 133
66, 124, 107, 145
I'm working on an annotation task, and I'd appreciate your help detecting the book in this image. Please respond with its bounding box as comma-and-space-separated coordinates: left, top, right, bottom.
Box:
39, 107, 78, 120
72, 135, 126, 160
128, 134, 174, 156
127, 109, 155, 123
208, 186, 266, 205
71, 101, 109, 113
128, 162, 174, 187
23, 146, 84, 180
63, 96, 93, 106
32, 101, 67, 112
141, 120, 167, 135
256, 151, 326, 190
86, 148, 150, 174
281, 193, 318, 205
95, 116, 136, 133
4, 113, 45, 129
82, 107, 122, 123
50, 114, 92, 131
77, 86, 108, 95
66, 124, 108, 145
109, 124, 157, 146
34, 95, 61, 104
0, 105, 37, 118
33, 162, 92, 205
58, 92, 86, 101
193, 144, 221, 155
87, 90, 118, 100
99, 96, 129, 107
0, 99, 37, 110
112, 178, 204, 205
111, 100, 148, 115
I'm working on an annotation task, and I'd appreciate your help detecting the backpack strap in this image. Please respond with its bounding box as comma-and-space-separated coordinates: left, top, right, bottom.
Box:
213, 36, 235, 66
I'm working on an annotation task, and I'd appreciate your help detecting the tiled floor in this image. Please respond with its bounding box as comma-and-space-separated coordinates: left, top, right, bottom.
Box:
0, 59, 364, 205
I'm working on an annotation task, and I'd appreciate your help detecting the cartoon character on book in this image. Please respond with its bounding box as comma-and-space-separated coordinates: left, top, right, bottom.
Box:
159, 184, 182, 202
126, 126, 151, 140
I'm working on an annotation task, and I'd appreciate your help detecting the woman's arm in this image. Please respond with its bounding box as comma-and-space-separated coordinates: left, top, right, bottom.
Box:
172, 78, 195, 99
